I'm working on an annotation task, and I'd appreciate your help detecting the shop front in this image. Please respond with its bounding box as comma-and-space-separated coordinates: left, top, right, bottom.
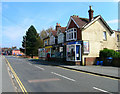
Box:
45, 46, 52, 58
66, 41, 82, 65
38, 48, 45, 59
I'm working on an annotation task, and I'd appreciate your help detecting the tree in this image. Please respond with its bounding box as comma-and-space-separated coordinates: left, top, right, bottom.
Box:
22, 25, 42, 58
40, 27, 54, 39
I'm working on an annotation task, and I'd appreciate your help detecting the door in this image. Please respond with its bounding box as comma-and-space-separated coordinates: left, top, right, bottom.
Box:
76, 45, 81, 61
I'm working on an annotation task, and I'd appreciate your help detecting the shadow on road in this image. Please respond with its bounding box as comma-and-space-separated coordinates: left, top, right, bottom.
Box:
28, 59, 75, 66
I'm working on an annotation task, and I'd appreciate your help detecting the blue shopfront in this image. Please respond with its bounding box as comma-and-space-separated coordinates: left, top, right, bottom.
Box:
66, 41, 82, 64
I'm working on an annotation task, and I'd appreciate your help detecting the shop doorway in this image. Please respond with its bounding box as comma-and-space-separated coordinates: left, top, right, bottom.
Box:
75, 45, 81, 61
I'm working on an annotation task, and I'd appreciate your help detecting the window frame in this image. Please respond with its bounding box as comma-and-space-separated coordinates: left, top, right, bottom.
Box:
58, 33, 64, 44
50, 35, 55, 45
117, 34, 120, 42
66, 28, 77, 41
103, 31, 107, 41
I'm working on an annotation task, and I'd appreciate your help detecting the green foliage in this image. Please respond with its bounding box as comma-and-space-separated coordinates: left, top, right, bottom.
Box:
40, 27, 54, 39
22, 25, 43, 57
100, 48, 120, 58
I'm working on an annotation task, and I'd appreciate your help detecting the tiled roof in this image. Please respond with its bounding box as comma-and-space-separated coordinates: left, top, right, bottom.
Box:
59, 27, 66, 33
51, 30, 57, 36
71, 16, 89, 28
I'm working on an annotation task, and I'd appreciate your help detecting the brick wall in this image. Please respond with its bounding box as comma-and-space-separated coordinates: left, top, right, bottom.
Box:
84, 57, 97, 65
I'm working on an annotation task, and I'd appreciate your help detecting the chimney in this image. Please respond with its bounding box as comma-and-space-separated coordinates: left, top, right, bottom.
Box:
56, 23, 61, 31
88, 6, 94, 22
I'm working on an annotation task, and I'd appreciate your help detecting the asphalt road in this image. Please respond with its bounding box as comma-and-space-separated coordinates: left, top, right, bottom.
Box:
3, 55, 119, 93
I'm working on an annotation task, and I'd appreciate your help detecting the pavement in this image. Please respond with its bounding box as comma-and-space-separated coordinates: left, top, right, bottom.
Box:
1, 55, 16, 92
30, 59, 120, 79
60, 65, 120, 79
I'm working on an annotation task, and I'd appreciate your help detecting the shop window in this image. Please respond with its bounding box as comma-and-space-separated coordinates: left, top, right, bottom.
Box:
39, 48, 45, 57
66, 28, 77, 41
66, 45, 75, 61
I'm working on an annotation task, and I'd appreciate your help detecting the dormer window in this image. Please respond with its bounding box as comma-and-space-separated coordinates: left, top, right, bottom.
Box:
66, 28, 77, 41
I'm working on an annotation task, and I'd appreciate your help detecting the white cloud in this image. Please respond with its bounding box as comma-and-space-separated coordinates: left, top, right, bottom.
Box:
107, 19, 120, 24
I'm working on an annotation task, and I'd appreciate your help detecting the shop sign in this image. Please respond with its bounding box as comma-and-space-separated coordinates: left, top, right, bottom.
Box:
67, 41, 82, 45
45, 46, 52, 49
83, 40, 89, 54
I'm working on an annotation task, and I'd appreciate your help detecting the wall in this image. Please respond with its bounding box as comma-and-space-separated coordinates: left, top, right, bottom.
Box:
114, 31, 120, 51
82, 19, 117, 65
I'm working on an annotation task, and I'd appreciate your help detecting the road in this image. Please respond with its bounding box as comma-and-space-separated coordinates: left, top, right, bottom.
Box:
3, 55, 119, 93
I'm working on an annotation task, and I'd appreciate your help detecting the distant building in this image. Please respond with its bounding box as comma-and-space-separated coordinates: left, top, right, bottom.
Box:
12, 49, 24, 56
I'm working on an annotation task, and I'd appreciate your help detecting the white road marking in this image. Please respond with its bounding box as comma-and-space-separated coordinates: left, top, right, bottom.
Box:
35, 65, 45, 70
51, 72, 76, 82
93, 87, 112, 94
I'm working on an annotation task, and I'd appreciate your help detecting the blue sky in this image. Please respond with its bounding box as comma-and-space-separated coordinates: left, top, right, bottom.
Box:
2, 2, 118, 48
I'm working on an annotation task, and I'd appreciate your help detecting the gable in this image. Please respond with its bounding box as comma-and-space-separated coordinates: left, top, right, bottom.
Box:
67, 19, 78, 29
82, 15, 113, 34
66, 17, 80, 30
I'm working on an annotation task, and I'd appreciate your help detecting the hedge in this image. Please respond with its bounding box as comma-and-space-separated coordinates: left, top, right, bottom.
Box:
100, 48, 120, 58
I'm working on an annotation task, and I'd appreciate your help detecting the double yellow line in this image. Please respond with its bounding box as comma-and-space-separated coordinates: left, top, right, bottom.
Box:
4, 56, 28, 94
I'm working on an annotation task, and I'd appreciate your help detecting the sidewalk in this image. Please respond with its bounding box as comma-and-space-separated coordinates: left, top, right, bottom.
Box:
31, 59, 120, 79
1, 55, 16, 92
60, 65, 120, 79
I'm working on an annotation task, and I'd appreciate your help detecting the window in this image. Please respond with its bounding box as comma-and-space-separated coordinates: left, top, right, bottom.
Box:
117, 34, 120, 42
48, 39, 49, 45
74, 32, 76, 39
58, 33, 64, 44
44, 40, 47, 46
103, 31, 107, 40
67, 45, 75, 61
66, 28, 77, 41
50, 36, 55, 45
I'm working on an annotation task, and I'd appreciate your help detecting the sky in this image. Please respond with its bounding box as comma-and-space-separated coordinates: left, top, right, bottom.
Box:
1, 1, 119, 48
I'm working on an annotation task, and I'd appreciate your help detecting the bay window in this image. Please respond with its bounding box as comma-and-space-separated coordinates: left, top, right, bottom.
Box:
66, 28, 77, 41
58, 33, 64, 44
50, 36, 55, 45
